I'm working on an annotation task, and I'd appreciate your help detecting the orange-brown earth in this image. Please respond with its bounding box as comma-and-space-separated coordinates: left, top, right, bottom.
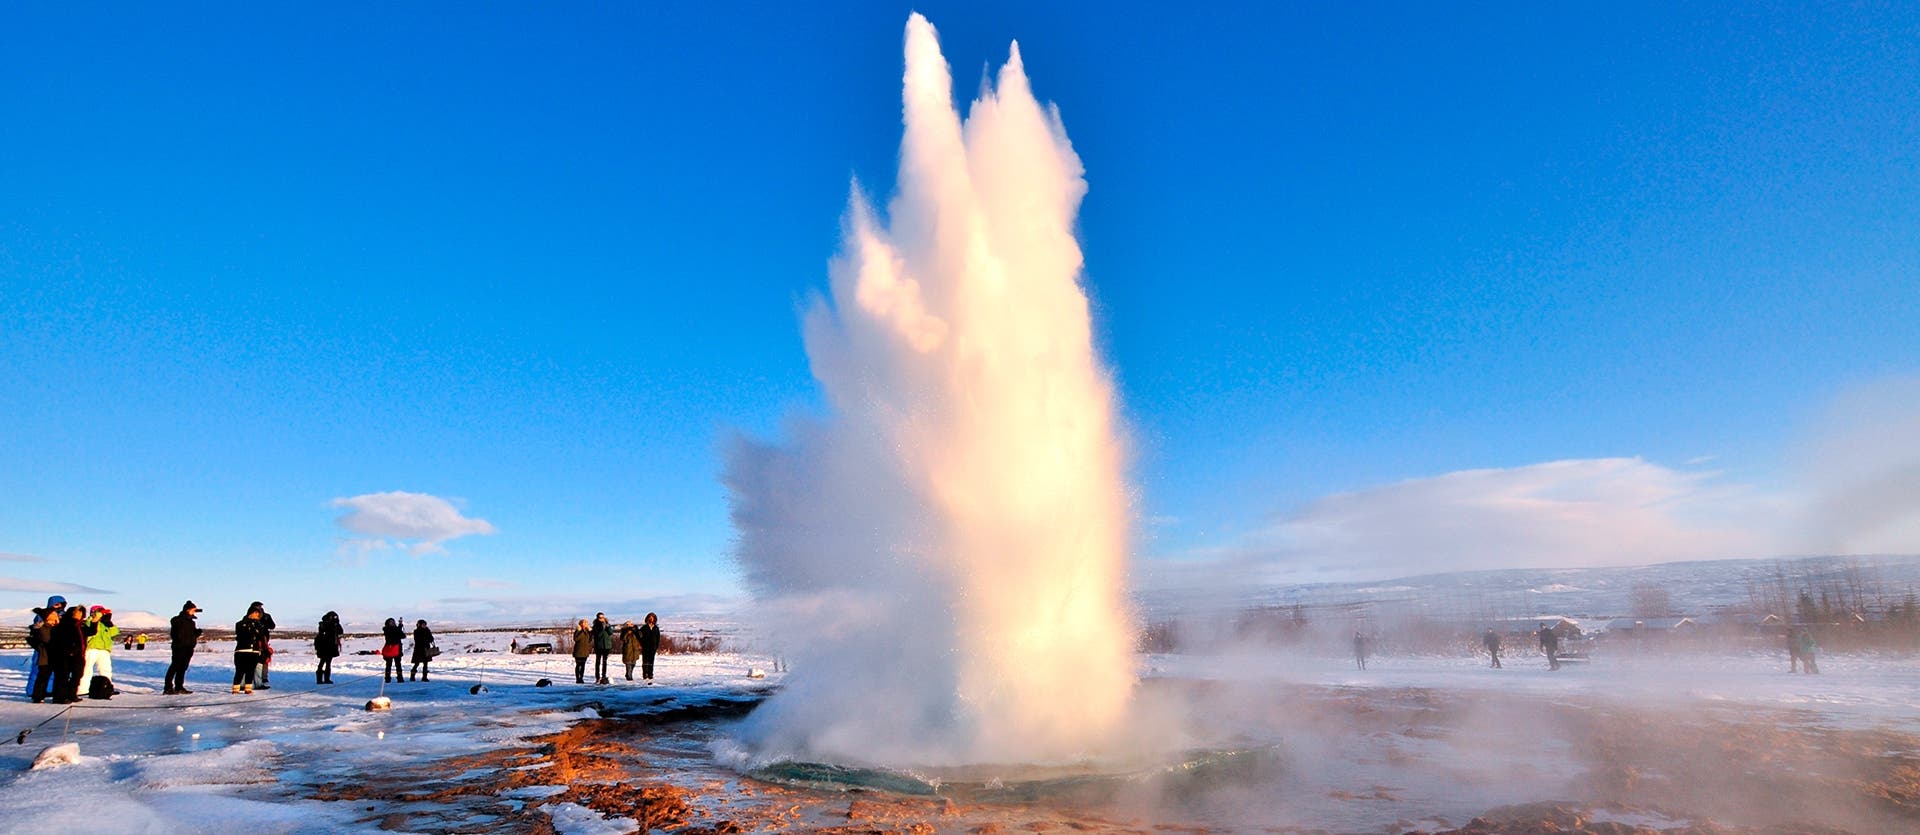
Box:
301, 689, 1920, 834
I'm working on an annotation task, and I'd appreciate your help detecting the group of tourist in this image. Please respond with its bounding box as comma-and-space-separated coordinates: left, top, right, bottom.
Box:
23, 595, 119, 703
569, 612, 661, 685
24, 598, 670, 701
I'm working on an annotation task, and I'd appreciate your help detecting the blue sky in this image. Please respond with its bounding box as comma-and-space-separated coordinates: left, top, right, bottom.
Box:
3, 3, 1917, 624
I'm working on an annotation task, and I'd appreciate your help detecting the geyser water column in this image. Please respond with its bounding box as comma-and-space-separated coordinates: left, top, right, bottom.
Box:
724, 14, 1136, 768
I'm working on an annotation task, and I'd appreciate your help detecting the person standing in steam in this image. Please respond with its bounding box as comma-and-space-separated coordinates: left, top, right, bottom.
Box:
1352, 631, 1368, 670
1483, 627, 1503, 668
1537, 622, 1561, 671
571, 619, 593, 684
639, 612, 661, 683
315, 612, 343, 684
1786, 628, 1804, 673
1796, 628, 1819, 674
164, 600, 201, 695
591, 612, 614, 685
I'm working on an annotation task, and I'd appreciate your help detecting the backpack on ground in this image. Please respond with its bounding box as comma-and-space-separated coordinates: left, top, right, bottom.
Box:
87, 675, 114, 700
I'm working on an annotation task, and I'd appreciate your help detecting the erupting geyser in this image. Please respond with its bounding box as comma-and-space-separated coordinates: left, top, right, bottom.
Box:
725, 14, 1136, 767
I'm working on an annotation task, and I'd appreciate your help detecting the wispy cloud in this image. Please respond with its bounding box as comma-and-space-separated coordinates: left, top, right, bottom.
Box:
331, 491, 497, 556
1171, 457, 1782, 585
0, 552, 48, 563
466, 577, 517, 590
0, 576, 115, 596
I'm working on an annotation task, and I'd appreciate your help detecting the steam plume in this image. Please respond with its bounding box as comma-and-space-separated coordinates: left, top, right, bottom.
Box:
725, 14, 1135, 766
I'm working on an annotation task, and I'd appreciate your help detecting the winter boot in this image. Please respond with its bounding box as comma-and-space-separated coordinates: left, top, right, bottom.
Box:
232, 684, 242, 694
243, 684, 253, 694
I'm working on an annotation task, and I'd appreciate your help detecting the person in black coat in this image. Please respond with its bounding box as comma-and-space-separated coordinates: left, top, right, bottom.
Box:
164, 601, 202, 695
247, 601, 277, 689
381, 618, 405, 683
314, 612, 344, 684
51, 601, 89, 703
28, 601, 64, 703
409, 619, 435, 681
231, 609, 268, 694
639, 612, 662, 683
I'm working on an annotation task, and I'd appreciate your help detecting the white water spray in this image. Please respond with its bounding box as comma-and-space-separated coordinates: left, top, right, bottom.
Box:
725, 14, 1136, 767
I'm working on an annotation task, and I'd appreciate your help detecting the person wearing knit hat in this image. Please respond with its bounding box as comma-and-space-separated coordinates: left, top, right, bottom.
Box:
80, 605, 119, 698
164, 600, 204, 695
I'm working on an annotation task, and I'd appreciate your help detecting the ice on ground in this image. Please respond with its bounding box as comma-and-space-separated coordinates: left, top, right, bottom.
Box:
546, 801, 638, 835
30, 742, 79, 770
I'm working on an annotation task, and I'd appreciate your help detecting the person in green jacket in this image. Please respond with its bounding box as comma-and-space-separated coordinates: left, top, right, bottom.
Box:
1796, 628, 1820, 675
591, 613, 615, 684
81, 606, 120, 697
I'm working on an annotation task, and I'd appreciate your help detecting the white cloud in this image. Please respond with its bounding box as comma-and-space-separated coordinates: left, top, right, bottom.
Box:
330, 491, 497, 556
0, 576, 116, 596
1183, 457, 1783, 584
0, 607, 165, 630
0, 552, 48, 563
465, 577, 517, 590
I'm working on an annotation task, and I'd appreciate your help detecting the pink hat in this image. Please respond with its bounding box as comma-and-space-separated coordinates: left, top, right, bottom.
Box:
90, 605, 109, 615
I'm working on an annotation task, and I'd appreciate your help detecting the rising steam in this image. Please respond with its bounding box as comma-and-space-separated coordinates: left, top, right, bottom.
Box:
724, 14, 1136, 767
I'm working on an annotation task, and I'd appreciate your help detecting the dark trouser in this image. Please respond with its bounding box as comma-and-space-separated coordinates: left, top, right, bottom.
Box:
1546, 648, 1560, 670
642, 651, 655, 681
233, 652, 258, 687
166, 649, 193, 691
411, 660, 429, 680
624, 661, 636, 680
32, 663, 54, 701
384, 656, 402, 681
316, 656, 333, 683
594, 652, 610, 681
53, 656, 80, 701
1489, 649, 1502, 668
574, 657, 588, 683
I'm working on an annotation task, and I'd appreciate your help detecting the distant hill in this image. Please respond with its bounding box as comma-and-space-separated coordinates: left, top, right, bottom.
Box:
1138, 553, 1920, 623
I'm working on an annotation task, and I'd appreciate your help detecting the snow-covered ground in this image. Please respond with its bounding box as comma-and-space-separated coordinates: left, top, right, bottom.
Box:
4, 633, 1917, 833
0, 631, 782, 833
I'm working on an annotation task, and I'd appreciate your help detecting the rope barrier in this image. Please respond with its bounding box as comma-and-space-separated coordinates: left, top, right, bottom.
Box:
11, 651, 759, 745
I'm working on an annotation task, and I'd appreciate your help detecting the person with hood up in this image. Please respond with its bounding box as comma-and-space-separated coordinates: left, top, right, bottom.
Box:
314, 612, 344, 684
571, 618, 592, 684
232, 608, 268, 694
410, 619, 435, 681
619, 620, 641, 681
380, 618, 405, 683
591, 613, 614, 685
164, 600, 202, 695
51, 600, 89, 703
639, 612, 662, 683
247, 601, 277, 689
28, 596, 65, 702
81, 606, 120, 698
